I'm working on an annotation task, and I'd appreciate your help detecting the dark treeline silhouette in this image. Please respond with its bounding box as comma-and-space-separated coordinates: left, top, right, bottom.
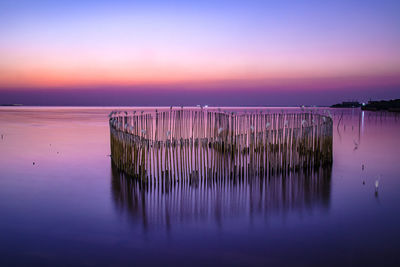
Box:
362, 99, 400, 112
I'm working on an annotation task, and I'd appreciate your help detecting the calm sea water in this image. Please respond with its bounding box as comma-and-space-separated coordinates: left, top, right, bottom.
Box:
1, 107, 400, 266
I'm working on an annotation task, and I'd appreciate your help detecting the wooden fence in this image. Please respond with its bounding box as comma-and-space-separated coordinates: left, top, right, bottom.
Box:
109, 108, 333, 181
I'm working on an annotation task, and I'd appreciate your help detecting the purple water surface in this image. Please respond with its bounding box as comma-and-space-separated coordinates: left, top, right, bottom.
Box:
0, 107, 399, 266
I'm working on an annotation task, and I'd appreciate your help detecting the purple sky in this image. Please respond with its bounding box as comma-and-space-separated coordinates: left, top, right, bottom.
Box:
0, 0, 399, 105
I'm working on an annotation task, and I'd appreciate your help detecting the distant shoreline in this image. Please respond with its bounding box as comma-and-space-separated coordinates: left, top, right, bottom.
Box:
0, 104, 330, 108
0, 104, 23, 106
330, 101, 361, 108
361, 99, 400, 112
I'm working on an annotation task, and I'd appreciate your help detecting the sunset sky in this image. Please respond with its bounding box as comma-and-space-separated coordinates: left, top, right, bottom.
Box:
0, 0, 399, 106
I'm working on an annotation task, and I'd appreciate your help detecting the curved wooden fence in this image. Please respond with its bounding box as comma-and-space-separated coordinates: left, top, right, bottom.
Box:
109, 108, 333, 181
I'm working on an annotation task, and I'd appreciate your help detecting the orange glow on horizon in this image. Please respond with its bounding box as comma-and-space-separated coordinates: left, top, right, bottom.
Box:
1, 57, 399, 89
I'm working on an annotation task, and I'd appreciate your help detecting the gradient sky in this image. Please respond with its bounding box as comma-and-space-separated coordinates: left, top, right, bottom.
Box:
0, 0, 399, 105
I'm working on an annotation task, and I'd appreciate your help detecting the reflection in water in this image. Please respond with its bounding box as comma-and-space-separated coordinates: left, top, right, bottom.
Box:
111, 163, 332, 229
2, 107, 400, 265
333, 108, 400, 150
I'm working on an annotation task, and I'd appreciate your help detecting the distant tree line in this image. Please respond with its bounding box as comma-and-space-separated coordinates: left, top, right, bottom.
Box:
361, 99, 400, 112
331, 101, 361, 108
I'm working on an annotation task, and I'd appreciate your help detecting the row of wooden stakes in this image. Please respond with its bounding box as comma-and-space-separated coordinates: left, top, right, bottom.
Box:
109, 108, 333, 182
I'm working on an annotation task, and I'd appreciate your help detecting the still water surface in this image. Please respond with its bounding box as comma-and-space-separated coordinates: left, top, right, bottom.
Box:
0, 107, 399, 266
